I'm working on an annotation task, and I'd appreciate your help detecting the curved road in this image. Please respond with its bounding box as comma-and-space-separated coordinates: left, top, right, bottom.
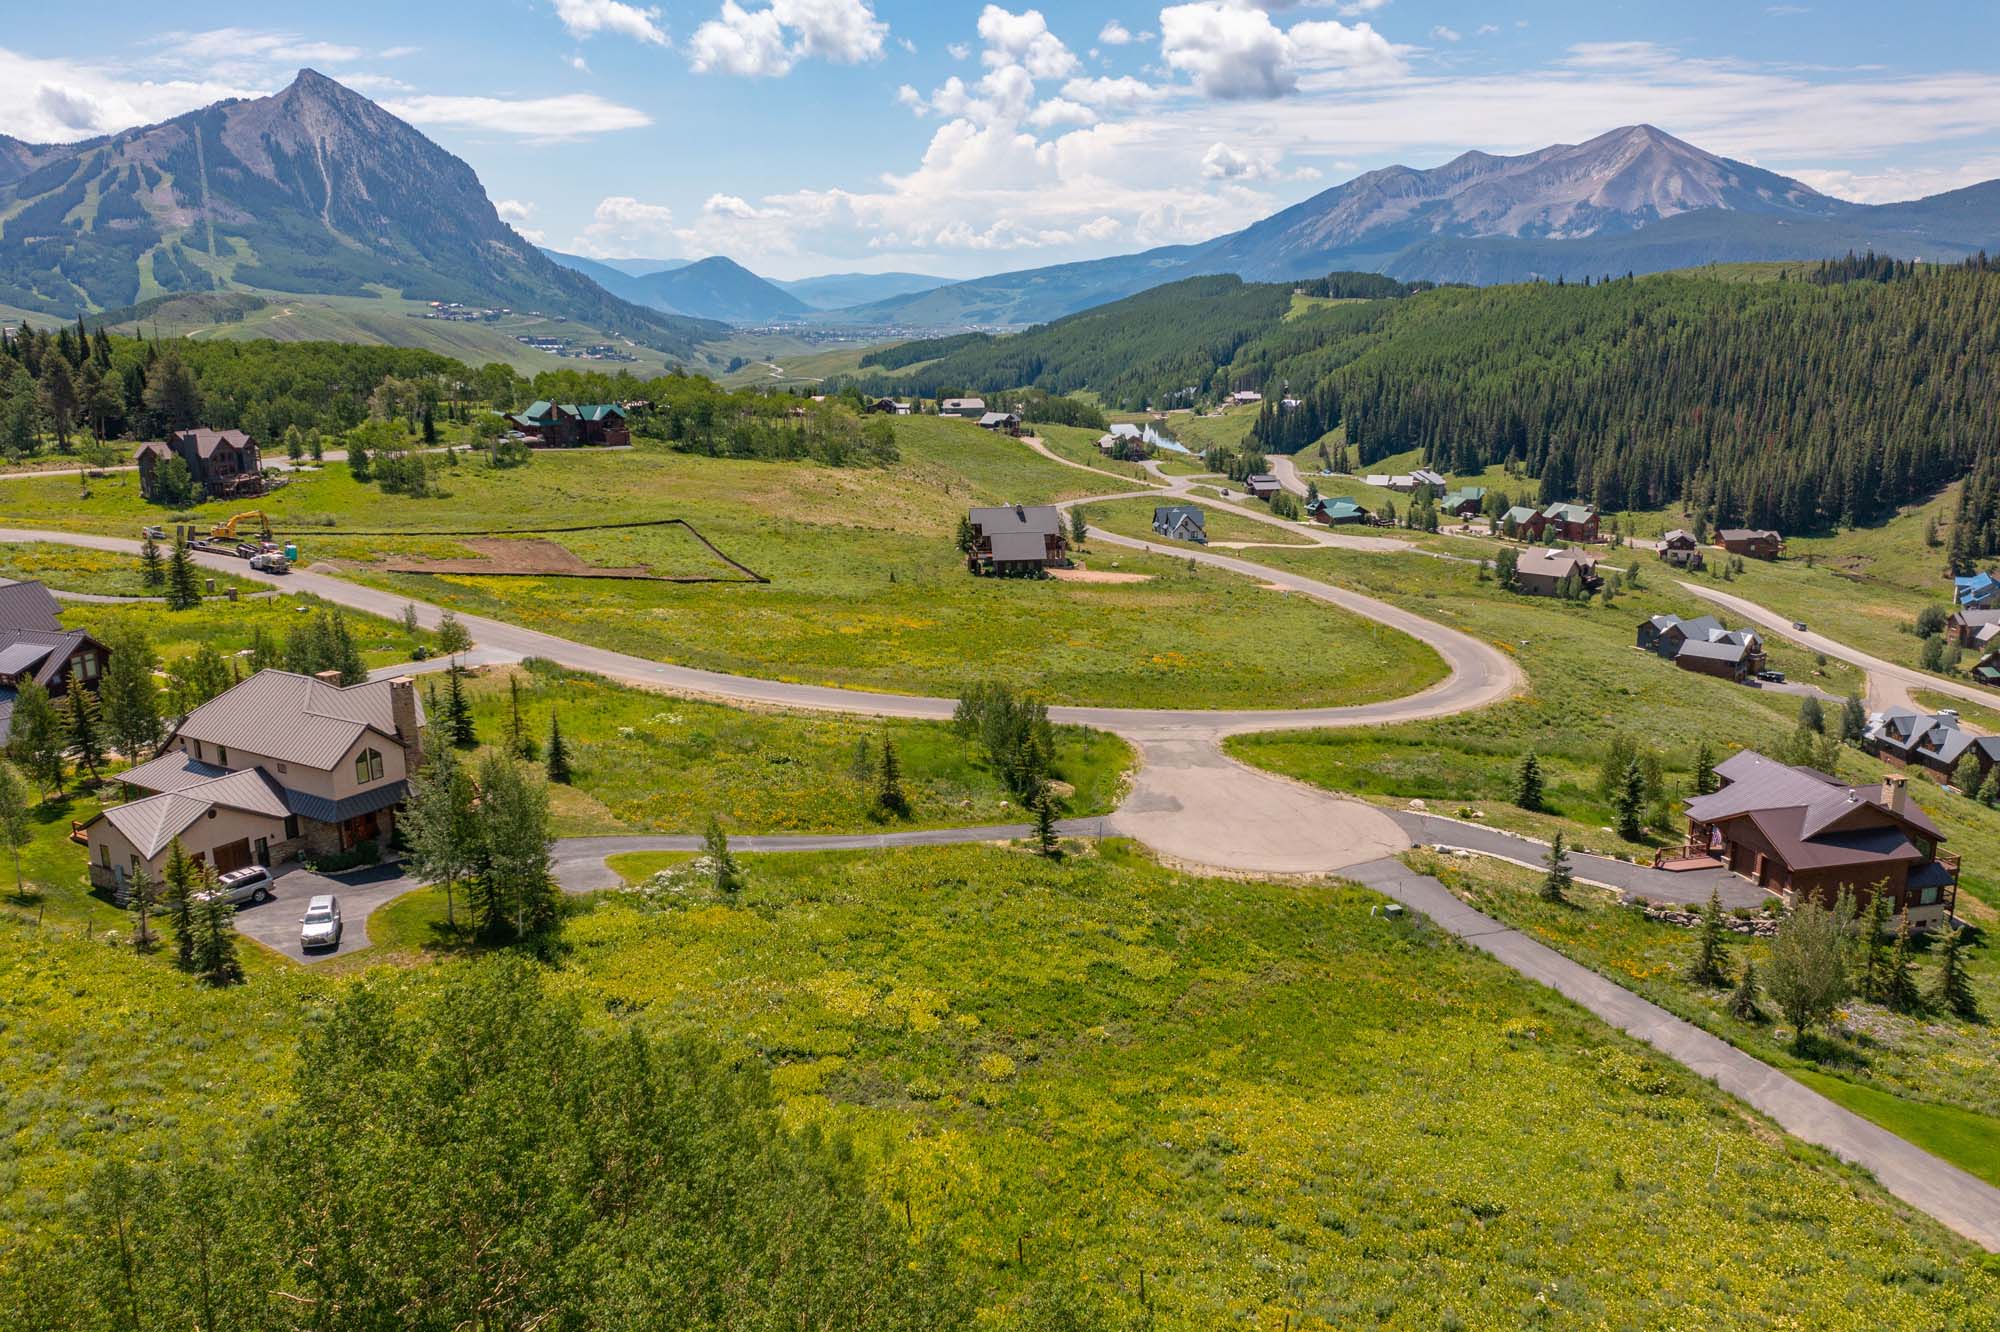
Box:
9, 452, 2000, 1249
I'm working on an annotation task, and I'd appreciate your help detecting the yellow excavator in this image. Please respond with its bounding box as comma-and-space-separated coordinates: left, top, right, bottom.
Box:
208, 511, 273, 543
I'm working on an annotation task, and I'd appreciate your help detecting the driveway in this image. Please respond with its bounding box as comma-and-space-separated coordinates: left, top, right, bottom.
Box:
230, 861, 419, 963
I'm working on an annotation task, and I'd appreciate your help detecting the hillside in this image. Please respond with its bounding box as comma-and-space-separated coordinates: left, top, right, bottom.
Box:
846, 126, 2000, 328
626, 256, 809, 323
0, 71, 724, 358
777, 270, 951, 309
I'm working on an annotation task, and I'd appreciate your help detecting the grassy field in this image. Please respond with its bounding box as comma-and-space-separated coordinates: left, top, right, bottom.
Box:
1027, 424, 1157, 484
1138, 407, 1257, 455
456, 661, 1132, 835
1418, 850, 2000, 1185
0, 541, 257, 598
1081, 496, 1317, 548
0, 421, 1447, 709
60, 590, 432, 670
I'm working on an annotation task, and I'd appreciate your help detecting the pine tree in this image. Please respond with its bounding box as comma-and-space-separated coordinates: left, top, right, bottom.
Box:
1928, 924, 1979, 1019
1691, 740, 1718, 795
99, 629, 163, 765
1686, 886, 1729, 985
139, 534, 164, 587
1512, 751, 1544, 811
1882, 909, 1924, 1013
1953, 750, 1983, 796
876, 738, 908, 816
1860, 889, 1893, 1001
504, 675, 536, 759
444, 664, 476, 749
0, 761, 29, 897
191, 865, 243, 988
545, 714, 571, 784
954, 515, 977, 554
1797, 695, 1825, 735
1840, 694, 1867, 744
162, 841, 198, 972
437, 609, 473, 659
1069, 507, 1088, 545
1540, 833, 1572, 903
127, 865, 158, 952
1613, 756, 1646, 841
705, 815, 743, 895
7, 679, 64, 797
1727, 959, 1762, 1021
62, 684, 106, 784
164, 534, 201, 610
1033, 785, 1059, 858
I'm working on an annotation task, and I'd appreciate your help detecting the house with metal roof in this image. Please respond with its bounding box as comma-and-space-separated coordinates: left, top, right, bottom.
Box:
507, 401, 630, 447
1153, 505, 1207, 544
1947, 606, 2000, 648
1439, 486, 1486, 518
1954, 571, 2000, 609
1658, 529, 1704, 569
977, 411, 1023, 435
1863, 706, 2000, 787
1538, 501, 1600, 542
1498, 504, 1539, 535
939, 397, 988, 418
1634, 613, 1765, 681
1243, 474, 1282, 501
78, 671, 426, 897
1717, 528, 1784, 559
0, 579, 107, 737
965, 504, 1068, 576
1513, 547, 1601, 597
135, 428, 264, 501
1307, 496, 1369, 526
1680, 750, 1960, 929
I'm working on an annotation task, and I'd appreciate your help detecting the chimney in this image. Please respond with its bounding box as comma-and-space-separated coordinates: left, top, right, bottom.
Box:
1883, 772, 1907, 815
314, 669, 343, 685
390, 677, 424, 773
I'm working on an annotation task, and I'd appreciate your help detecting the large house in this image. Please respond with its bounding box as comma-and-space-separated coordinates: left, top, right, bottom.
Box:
1307, 496, 1370, 526
1680, 750, 1959, 930
1439, 486, 1486, 519
78, 671, 425, 898
1636, 614, 1765, 682
135, 428, 263, 501
939, 398, 988, 418
1954, 571, 2000, 610
1500, 502, 1599, 543
977, 411, 1023, 435
507, 402, 630, 447
1243, 474, 1282, 501
1658, 529, 1704, 570
1513, 547, 1601, 597
1863, 707, 2000, 786
0, 579, 108, 735
1153, 505, 1207, 544
1717, 528, 1783, 559
965, 505, 1068, 576
1947, 606, 2000, 649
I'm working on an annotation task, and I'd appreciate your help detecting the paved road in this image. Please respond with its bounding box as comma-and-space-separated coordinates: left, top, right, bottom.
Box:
11, 467, 2000, 1248
1346, 856, 2000, 1251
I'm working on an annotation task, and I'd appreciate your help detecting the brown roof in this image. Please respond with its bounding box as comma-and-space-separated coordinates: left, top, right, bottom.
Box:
174, 670, 422, 772
0, 579, 63, 633
1517, 547, 1597, 579
97, 768, 291, 858
1685, 750, 1942, 868
969, 505, 1063, 538
172, 428, 255, 458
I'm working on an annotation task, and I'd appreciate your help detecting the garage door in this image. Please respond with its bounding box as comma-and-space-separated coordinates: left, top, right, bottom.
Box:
213, 839, 252, 874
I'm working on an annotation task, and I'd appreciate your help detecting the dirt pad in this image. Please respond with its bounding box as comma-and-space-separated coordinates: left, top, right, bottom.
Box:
386, 538, 655, 578
1049, 566, 1154, 584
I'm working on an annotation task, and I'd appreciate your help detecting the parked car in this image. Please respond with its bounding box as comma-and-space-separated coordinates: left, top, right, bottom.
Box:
1757, 669, 1786, 683
299, 895, 343, 950
1792, 621, 1807, 631
200, 865, 273, 906
141, 525, 166, 540
249, 552, 290, 573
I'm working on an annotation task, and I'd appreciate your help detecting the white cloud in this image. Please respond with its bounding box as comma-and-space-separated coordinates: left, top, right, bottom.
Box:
0, 47, 264, 142
155, 28, 365, 67
379, 46, 421, 59
1476, 24, 1499, 36
1061, 74, 1167, 108
576, 195, 679, 255
1201, 140, 1277, 179
383, 92, 652, 141
1432, 25, 1461, 43
1159, 3, 1402, 100
1028, 97, 1099, 128
689, 0, 887, 75
977, 6, 1079, 80
495, 199, 538, 223
948, 42, 972, 60
1099, 20, 1134, 46
550, 0, 667, 45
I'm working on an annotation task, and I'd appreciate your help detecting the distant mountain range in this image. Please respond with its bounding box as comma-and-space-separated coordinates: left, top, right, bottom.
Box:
0, 70, 723, 356
846, 125, 2000, 327
540, 249, 950, 321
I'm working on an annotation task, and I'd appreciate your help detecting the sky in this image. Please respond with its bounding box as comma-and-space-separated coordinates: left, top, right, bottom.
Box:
4, 0, 2000, 280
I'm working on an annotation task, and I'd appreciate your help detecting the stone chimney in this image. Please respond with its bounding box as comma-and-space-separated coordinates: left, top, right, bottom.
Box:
314, 669, 343, 685
390, 677, 424, 773
1883, 772, 1908, 815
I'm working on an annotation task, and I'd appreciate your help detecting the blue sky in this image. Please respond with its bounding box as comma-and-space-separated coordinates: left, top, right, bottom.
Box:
5, 1, 1999, 278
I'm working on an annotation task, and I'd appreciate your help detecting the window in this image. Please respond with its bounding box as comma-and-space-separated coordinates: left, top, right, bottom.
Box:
216, 746, 228, 766
355, 748, 384, 784
284, 815, 300, 840
81, 655, 99, 680
98, 844, 109, 868
191, 740, 201, 761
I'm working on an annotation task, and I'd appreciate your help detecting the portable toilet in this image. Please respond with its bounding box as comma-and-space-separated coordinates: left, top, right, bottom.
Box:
284, 543, 299, 562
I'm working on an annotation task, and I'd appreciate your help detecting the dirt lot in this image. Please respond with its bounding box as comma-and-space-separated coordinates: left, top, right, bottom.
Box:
385, 538, 657, 579
1049, 566, 1154, 585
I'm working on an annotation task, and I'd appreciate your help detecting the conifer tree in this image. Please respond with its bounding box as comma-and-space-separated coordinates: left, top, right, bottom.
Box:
164, 533, 201, 610
1686, 886, 1729, 986
1512, 751, 1544, 811
1069, 507, 1088, 545
876, 738, 908, 816
99, 629, 163, 764
1727, 959, 1762, 1021
1797, 695, 1825, 735
1540, 833, 1572, 903
139, 533, 164, 587
62, 684, 106, 784
1860, 889, 1893, 1001
1691, 740, 1718, 795
1928, 924, 1978, 1019
545, 714, 571, 784
1613, 756, 1646, 840
1033, 785, 1059, 858
162, 841, 198, 971
8, 678, 64, 796
444, 664, 476, 749
0, 761, 29, 896
705, 815, 743, 896
192, 865, 243, 988
1882, 909, 1924, 1013
127, 865, 158, 951
505, 676, 530, 758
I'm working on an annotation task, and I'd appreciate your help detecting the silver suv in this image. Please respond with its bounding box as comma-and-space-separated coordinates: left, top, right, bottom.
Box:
201, 865, 273, 905
299, 895, 343, 951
